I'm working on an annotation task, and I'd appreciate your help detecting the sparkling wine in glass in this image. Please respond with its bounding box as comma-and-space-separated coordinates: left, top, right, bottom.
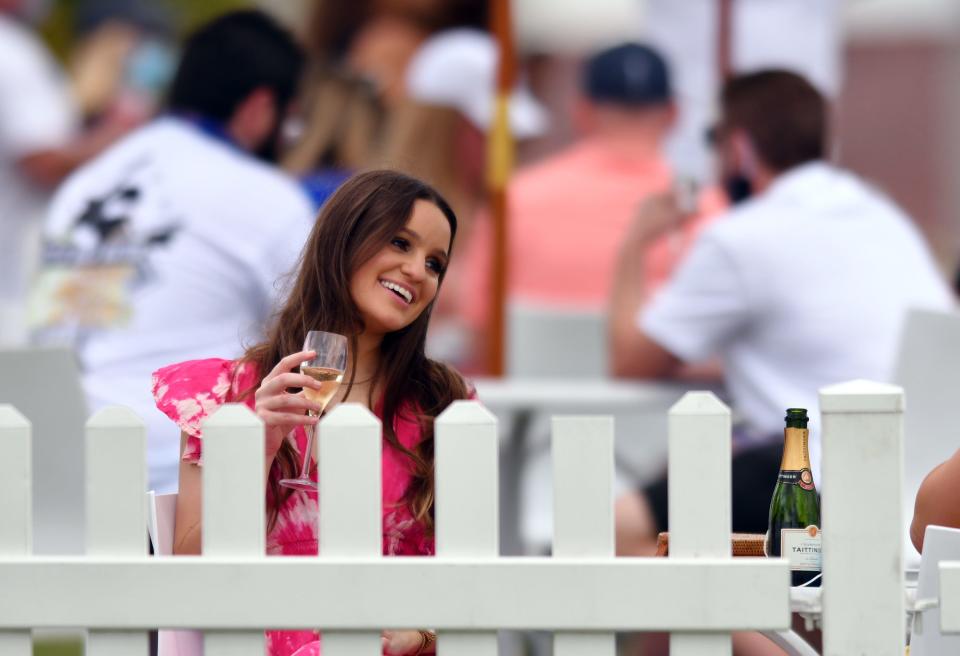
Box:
279, 330, 347, 491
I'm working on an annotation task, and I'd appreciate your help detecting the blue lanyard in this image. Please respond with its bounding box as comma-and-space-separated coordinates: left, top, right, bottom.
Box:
170, 112, 240, 151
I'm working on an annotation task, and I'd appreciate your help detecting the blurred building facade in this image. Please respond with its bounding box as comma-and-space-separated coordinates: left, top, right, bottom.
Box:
840, 0, 960, 271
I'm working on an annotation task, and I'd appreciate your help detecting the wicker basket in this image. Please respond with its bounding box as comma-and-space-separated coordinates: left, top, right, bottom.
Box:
655, 532, 766, 557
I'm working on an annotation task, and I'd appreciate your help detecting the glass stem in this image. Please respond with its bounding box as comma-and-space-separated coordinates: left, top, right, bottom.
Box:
299, 414, 317, 479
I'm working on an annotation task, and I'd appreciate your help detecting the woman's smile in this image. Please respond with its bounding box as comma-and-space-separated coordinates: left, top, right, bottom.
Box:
379, 278, 415, 305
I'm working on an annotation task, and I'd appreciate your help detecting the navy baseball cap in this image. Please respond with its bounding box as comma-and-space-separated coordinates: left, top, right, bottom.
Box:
583, 43, 671, 106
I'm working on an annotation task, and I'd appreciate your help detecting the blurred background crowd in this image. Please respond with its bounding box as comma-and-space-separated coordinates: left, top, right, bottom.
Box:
4, 0, 960, 517
4, 0, 960, 367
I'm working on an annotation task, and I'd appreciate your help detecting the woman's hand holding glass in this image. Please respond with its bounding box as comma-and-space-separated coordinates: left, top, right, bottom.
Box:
381, 629, 432, 655
279, 331, 348, 490
253, 350, 325, 459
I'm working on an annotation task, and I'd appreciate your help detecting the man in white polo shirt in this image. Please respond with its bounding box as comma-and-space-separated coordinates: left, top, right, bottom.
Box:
610, 70, 953, 556
0, 1, 146, 346
32, 11, 313, 494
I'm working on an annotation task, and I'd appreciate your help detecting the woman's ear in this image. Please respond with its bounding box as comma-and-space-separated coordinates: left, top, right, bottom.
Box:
729, 128, 760, 177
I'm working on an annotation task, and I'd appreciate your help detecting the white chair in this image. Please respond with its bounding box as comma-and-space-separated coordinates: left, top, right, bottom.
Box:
910, 525, 960, 655
0, 347, 87, 554
893, 308, 960, 567
765, 630, 819, 656
501, 304, 692, 552
500, 304, 602, 553
506, 303, 607, 378
147, 490, 177, 556
147, 491, 203, 656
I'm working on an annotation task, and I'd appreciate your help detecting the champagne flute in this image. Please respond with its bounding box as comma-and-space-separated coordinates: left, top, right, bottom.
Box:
279, 330, 348, 491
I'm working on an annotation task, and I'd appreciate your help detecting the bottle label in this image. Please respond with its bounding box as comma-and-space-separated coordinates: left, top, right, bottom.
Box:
781, 525, 822, 571
777, 468, 816, 491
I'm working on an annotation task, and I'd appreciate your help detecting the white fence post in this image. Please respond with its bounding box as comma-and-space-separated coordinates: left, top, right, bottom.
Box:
320, 404, 382, 655
202, 404, 265, 656
552, 415, 616, 656
940, 563, 960, 633
820, 380, 905, 655
436, 400, 499, 655
85, 406, 149, 656
0, 405, 31, 656
669, 392, 732, 656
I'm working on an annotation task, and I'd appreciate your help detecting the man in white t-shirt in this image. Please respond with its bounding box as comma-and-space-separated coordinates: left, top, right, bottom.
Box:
32, 10, 313, 493
0, 2, 144, 346
610, 70, 953, 556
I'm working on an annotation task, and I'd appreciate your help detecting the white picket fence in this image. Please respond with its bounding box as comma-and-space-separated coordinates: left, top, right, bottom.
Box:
0, 379, 946, 655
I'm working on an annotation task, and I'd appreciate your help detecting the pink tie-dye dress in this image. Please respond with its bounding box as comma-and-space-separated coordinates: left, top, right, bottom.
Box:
152, 358, 438, 656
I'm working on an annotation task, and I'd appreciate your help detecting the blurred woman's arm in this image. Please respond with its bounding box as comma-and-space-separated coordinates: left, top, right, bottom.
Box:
911, 448, 960, 552
174, 431, 202, 555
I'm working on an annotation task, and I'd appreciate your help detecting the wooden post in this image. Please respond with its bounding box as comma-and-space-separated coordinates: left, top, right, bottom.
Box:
717, 0, 734, 81
202, 404, 265, 656
485, 0, 517, 376
436, 401, 499, 654
820, 380, 905, 655
320, 404, 382, 655
85, 406, 148, 656
0, 405, 32, 656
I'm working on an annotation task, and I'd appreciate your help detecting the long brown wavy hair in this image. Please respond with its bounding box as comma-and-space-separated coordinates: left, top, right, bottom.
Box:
241, 169, 469, 532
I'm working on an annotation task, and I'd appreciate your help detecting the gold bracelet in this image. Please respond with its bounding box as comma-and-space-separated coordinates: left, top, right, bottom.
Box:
415, 629, 436, 655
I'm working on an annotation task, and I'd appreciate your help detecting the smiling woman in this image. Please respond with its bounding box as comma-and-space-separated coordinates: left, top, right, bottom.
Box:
151, 170, 471, 656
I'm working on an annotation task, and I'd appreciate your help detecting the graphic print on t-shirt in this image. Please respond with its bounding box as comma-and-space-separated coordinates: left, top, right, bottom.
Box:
30, 157, 182, 343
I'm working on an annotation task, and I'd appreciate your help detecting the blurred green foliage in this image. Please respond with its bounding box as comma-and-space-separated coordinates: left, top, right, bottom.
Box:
34, 636, 83, 656
36, 0, 78, 61
37, 0, 251, 61
167, 0, 250, 33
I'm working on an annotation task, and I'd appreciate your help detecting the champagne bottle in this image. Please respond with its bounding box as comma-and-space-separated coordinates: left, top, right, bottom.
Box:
765, 408, 822, 587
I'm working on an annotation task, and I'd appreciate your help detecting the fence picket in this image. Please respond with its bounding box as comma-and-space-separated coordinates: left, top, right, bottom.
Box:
85, 406, 148, 656
0, 633, 31, 655
553, 415, 616, 656
940, 562, 960, 632
0, 405, 31, 656
669, 392, 733, 656
436, 400, 499, 655
320, 404, 382, 656
202, 404, 265, 656
0, 405, 31, 556
820, 380, 905, 655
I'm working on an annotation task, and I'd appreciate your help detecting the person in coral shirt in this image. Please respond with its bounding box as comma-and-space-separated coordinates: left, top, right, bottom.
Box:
456, 43, 724, 371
